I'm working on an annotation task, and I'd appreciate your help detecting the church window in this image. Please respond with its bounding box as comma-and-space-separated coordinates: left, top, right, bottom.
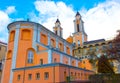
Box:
9, 30, 15, 42
55, 31, 57, 35
66, 46, 70, 54
51, 39, 55, 47
59, 43, 63, 51
27, 50, 33, 63
77, 24, 79, 32
40, 59, 43, 65
36, 73, 40, 80
21, 29, 31, 40
44, 72, 49, 80
78, 40, 80, 46
28, 74, 32, 80
41, 34, 47, 45
78, 50, 80, 53
54, 58, 57, 63
17, 74, 21, 81
96, 46, 99, 51
7, 50, 12, 59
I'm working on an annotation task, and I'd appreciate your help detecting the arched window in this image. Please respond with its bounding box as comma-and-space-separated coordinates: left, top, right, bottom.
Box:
78, 40, 80, 46
51, 39, 55, 47
40, 59, 43, 65
66, 46, 70, 54
41, 34, 47, 45
9, 31, 15, 42
77, 24, 79, 32
64, 71, 67, 81
7, 50, 12, 59
59, 43, 63, 51
72, 61, 74, 66
54, 58, 57, 63
27, 50, 33, 63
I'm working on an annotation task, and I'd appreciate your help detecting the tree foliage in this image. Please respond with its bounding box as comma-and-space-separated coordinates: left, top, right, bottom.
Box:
97, 55, 114, 74
108, 30, 120, 62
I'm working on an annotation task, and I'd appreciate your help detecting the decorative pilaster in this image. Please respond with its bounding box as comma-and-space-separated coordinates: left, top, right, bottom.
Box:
76, 60, 78, 67
60, 54, 63, 63
56, 37, 58, 49
9, 24, 20, 83
68, 57, 71, 65
48, 49, 52, 63
48, 33, 51, 46
64, 42, 66, 53
70, 46, 72, 56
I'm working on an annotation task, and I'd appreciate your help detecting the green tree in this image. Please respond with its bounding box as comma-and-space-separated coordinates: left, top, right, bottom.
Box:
97, 55, 114, 73
108, 30, 120, 62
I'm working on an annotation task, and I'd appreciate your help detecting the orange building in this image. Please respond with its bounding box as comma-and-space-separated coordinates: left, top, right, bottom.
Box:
1, 12, 94, 83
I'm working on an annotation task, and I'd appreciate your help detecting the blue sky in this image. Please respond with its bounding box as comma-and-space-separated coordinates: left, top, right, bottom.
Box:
0, 0, 120, 42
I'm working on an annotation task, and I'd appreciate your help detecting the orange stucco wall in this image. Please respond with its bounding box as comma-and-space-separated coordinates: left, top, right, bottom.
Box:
12, 65, 93, 83
13, 67, 58, 83
2, 21, 93, 83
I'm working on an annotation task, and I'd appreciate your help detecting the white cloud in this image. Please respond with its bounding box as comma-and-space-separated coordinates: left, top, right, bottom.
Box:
0, 6, 16, 42
5, 6, 16, 14
30, 1, 75, 39
31, 0, 120, 41
82, 0, 120, 40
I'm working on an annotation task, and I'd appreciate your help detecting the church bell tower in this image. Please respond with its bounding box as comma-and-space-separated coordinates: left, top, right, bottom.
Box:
73, 12, 87, 46
53, 19, 63, 37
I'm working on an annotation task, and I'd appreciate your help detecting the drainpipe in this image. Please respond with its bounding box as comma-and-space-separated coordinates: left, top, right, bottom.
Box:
53, 65, 55, 83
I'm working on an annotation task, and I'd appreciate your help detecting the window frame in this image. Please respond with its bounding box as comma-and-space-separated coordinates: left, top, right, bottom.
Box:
36, 73, 40, 80
44, 72, 49, 80
28, 74, 32, 80
40, 59, 43, 65
27, 50, 34, 64
17, 74, 21, 81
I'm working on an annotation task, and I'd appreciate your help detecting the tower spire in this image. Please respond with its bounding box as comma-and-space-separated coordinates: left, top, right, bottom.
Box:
73, 11, 87, 46
53, 18, 63, 37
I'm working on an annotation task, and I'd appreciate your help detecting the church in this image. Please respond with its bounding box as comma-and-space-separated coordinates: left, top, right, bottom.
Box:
1, 12, 95, 83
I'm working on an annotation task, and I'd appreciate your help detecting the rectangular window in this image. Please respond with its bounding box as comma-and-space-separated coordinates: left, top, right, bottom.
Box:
28, 51, 33, 63
41, 34, 47, 45
40, 59, 43, 65
44, 72, 49, 80
77, 24, 79, 32
28, 74, 32, 80
78, 49, 80, 53
71, 72, 73, 76
78, 73, 80, 79
17, 74, 21, 81
96, 46, 99, 51
36, 73, 40, 80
